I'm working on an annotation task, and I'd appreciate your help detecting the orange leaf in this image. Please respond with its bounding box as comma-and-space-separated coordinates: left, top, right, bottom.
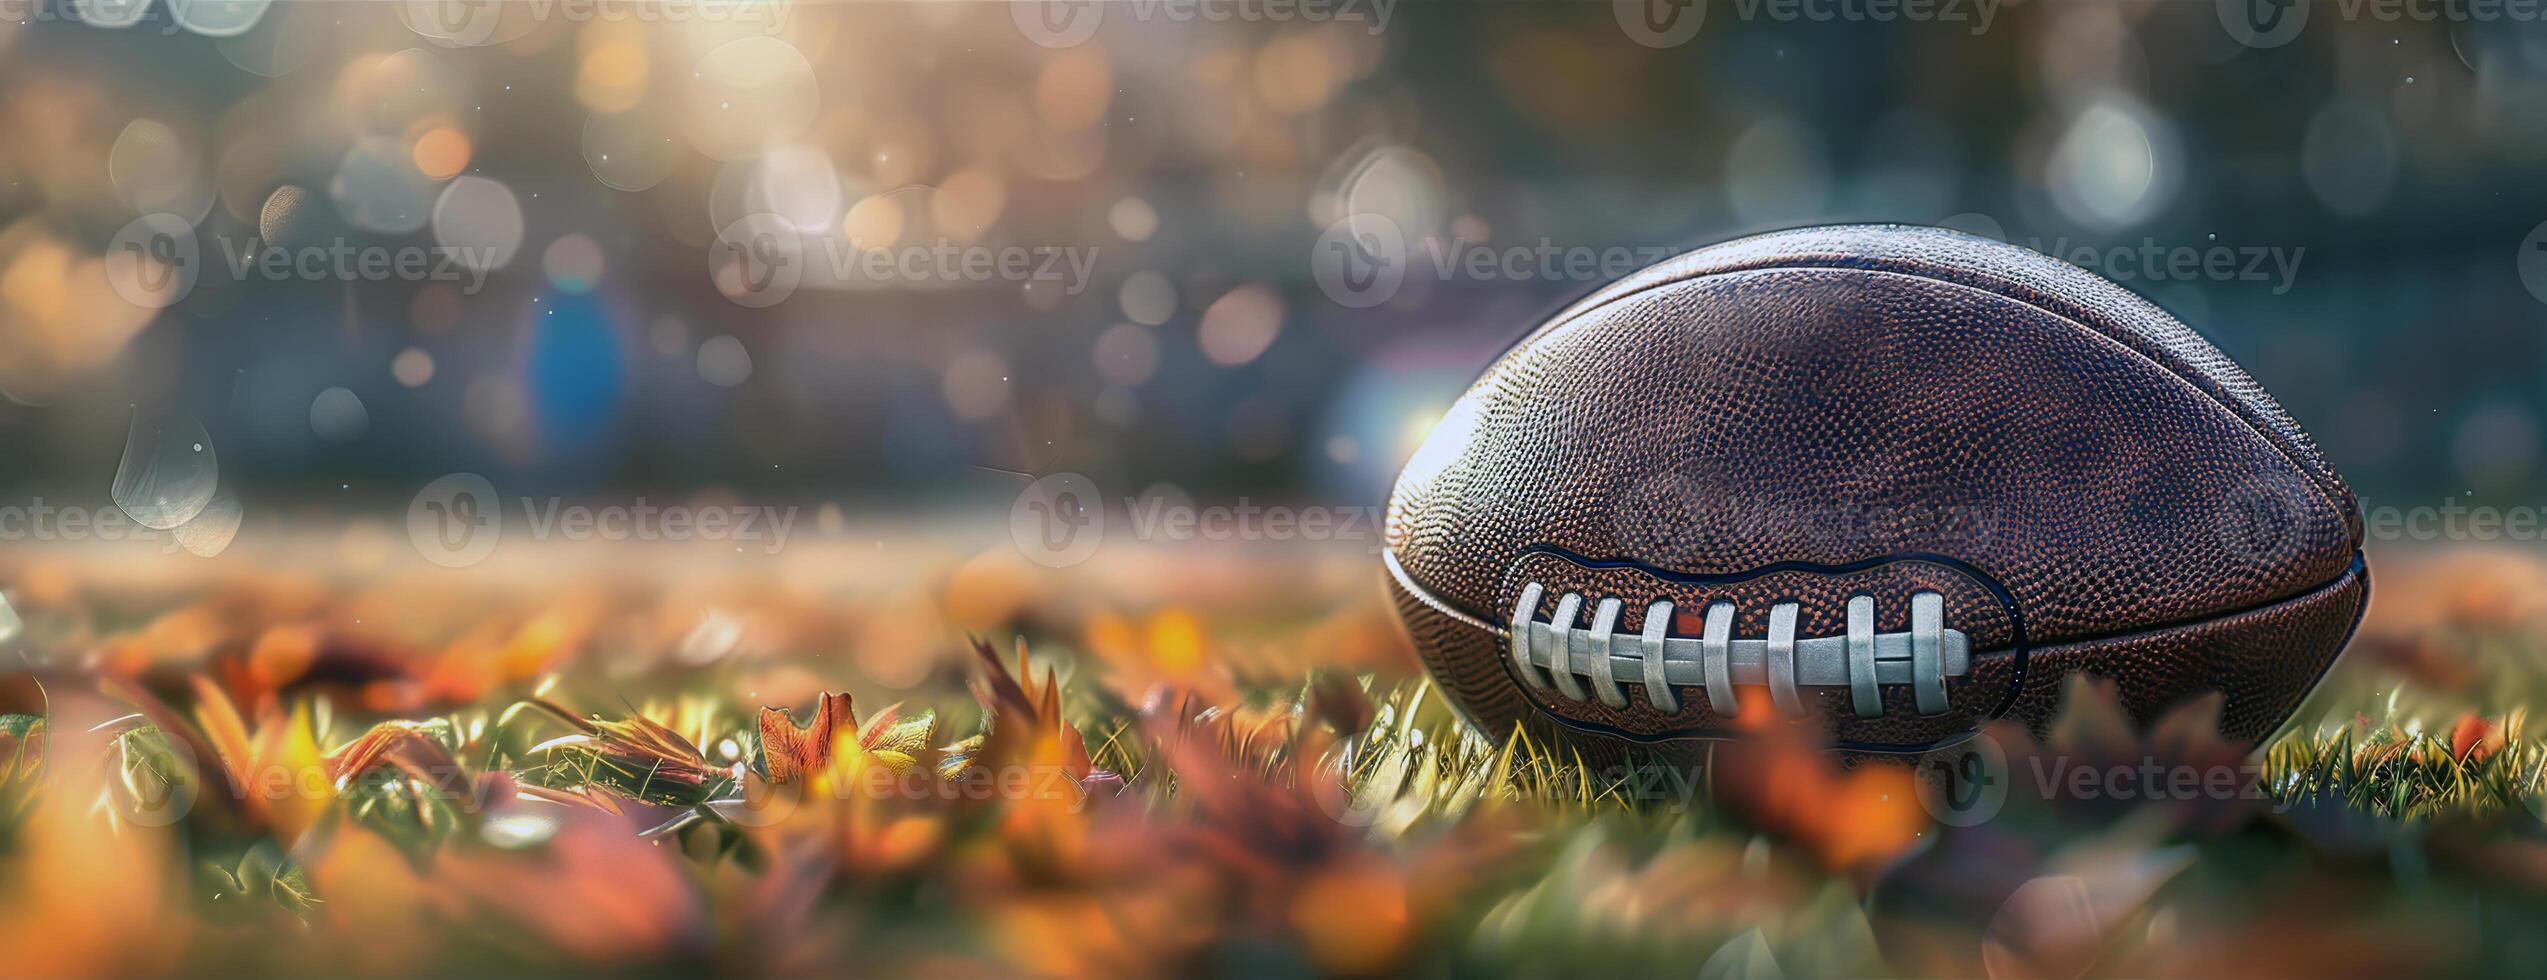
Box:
246, 623, 321, 691
187, 674, 253, 793
2450, 713, 2502, 762
759, 692, 855, 785
968, 637, 1092, 780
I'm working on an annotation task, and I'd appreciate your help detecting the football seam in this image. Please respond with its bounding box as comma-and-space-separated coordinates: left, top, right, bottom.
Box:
1385, 543, 2366, 663
1391, 548, 2366, 750
1971, 551, 2365, 661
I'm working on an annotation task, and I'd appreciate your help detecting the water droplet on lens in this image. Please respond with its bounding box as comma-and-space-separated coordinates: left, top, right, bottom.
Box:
168, 0, 272, 38
72, 0, 151, 30
310, 386, 369, 442
173, 484, 243, 557
582, 111, 676, 192
113, 410, 219, 530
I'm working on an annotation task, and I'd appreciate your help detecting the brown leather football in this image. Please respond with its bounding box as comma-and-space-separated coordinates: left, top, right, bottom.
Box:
1384, 224, 2366, 756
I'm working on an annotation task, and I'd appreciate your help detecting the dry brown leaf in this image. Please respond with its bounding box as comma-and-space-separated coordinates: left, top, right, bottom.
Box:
758, 691, 854, 785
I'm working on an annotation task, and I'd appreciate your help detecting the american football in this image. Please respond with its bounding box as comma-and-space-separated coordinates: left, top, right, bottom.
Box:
1386, 224, 2368, 754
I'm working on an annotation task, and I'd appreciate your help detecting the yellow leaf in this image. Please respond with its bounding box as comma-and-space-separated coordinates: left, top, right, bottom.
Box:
869, 714, 935, 758
251, 701, 328, 849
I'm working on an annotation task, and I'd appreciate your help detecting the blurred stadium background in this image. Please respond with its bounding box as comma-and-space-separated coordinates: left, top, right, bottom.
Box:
0, 0, 2537, 534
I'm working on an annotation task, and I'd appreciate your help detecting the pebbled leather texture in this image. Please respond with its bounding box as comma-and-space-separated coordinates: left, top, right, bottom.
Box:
1385, 224, 2366, 752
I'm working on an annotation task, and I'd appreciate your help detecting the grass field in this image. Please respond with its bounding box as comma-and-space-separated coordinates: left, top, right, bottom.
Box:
3, 535, 2546, 976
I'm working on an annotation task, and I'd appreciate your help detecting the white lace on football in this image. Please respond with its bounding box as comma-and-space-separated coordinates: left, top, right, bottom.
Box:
1506, 586, 1967, 718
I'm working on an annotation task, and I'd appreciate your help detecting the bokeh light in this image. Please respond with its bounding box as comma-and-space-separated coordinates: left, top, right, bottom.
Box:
1119, 270, 1177, 326
1093, 324, 1161, 387
2045, 93, 2178, 231
683, 36, 819, 161
543, 233, 608, 293
392, 348, 436, 387
1197, 284, 1284, 367
432, 175, 526, 273
107, 119, 214, 222
697, 334, 753, 388
583, 110, 679, 192
334, 137, 439, 234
